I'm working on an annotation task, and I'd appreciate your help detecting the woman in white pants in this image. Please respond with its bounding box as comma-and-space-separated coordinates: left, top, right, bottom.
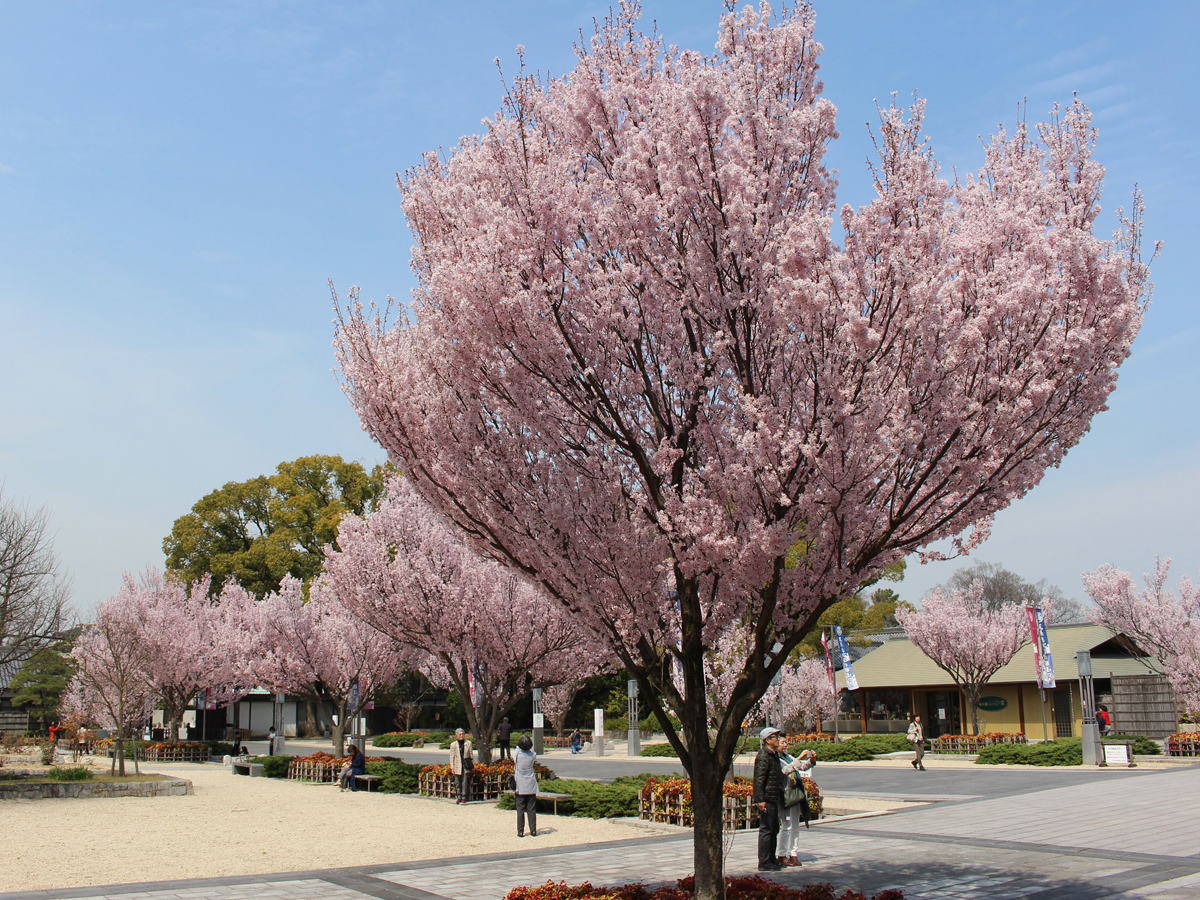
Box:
777, 748, 816, 867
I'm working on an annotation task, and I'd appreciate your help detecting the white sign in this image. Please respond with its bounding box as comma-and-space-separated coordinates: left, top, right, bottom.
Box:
593, 708, 604, 737
532, 713, 544, 729
1103, 743, 1131, 766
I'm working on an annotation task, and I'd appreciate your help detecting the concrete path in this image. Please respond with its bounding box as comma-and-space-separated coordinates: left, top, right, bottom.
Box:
5, 765, 1198, 900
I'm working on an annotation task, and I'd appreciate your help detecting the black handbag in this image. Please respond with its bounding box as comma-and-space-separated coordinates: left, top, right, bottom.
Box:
782, 773, 807, 808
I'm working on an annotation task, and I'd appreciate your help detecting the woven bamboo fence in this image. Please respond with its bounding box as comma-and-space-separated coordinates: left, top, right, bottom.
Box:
418, 771, 509, 801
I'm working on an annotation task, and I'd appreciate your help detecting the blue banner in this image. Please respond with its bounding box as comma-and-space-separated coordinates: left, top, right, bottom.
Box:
834, 625, 859, 691
1035, 608, 1056, 689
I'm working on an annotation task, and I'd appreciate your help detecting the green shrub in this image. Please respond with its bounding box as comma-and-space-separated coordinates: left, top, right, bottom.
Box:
639, 742, 680, 757
372, 733, 428, 748
365, 758, 422, 793
787, 739, 876, 761
850, 733, 911, 754
46, 766, 92, 782
975, 738, 1083, 766
495, 777, 643, 818
205, 741, 237, 758
250, 755, 294, 778
1107, 734, 1161, 756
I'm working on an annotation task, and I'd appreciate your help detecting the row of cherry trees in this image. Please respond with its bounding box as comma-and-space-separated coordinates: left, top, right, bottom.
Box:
62, 478, 611, 764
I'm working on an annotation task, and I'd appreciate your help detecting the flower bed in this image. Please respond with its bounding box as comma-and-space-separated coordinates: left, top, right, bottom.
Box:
505, 875, 902, 900
287, 751, 386, 783
930, 732, 1026, 754
637, 776, 821, 830
418, 759, 557, 800
1166, 732, 1200, 757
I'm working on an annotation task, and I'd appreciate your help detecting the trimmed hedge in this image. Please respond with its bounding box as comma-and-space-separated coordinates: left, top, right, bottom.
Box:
497, 777, 643, 818
975, 739, 1083, 766
364, 758, 423, 793
249, 755, 294, 778
373, 731, 457, 748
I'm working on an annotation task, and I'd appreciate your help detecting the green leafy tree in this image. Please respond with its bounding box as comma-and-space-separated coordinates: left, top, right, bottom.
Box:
796, 563, 906, 658
9, 641, 75, 732
163, 455, 386, 597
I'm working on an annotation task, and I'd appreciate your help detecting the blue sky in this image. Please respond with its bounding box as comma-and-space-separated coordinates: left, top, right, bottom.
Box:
2, 1, 1197, 616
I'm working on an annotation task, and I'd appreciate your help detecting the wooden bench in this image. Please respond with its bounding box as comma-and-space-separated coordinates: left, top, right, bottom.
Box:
538, 790, 572, 814
232, 760, 264, 777
354, 774, 383, 792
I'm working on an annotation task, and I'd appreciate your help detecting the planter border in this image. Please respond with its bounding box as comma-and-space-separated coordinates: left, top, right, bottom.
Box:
0, 775, 193, 800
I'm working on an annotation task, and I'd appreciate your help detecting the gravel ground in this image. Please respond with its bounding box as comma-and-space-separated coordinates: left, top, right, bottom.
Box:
0, 760, 642, 893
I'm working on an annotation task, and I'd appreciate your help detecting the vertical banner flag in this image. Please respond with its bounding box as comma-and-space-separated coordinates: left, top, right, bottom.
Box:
1026, 606, 1043, 687
821, 630, 836, 695
834, 625, 859, 691
1035, 607, 1056, 689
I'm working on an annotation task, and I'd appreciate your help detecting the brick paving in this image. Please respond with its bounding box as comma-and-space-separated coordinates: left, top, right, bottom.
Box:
5, 766, 1198, 900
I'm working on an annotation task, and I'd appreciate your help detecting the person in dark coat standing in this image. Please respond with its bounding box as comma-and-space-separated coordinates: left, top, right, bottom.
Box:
753, 726, 785, 872
497, 717, 514, 760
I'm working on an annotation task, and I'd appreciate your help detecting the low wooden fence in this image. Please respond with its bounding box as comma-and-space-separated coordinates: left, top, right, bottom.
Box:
418, 771, 510, 801
1166, 733, 1200, 757
289, 759, 340, 783
930, 733, 1027, 754
637, 792, 761, 830
140, 744, 211, 763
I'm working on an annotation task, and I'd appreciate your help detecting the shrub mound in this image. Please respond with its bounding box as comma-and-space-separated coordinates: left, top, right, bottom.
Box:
975, 739, 1083, 766
505, 876, 902, 900
1108, 734, 1160, 756
365, 758, 423, 793
373, 731, 454, 748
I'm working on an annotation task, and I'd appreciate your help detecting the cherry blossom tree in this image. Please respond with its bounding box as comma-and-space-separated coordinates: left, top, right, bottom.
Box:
111, 568, 249, 740
66, 589, 158, 775
897, 584, 1033, 735
762, 657, 839, 733
322, 479, 594, 762
1084, 559, 1200, 715
235, 575, 407, 756
333, 4, 1151, 895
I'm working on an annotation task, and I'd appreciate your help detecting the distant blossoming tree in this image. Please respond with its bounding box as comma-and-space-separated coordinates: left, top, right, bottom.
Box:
322, 479, 595, 762
118, 569, 245, 739
333, 3, 1151, 895
762, 657, 839, 733
66, 588, 158, 775
897, 584, 1035, 735
1084, 559, 1200, 715
234, 575, 408, 756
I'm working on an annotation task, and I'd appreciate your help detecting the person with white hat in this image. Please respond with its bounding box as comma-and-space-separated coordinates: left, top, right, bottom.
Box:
753, 726, 786, 871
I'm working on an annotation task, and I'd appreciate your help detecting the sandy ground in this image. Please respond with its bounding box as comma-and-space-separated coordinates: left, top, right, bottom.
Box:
0, 760, 643, 894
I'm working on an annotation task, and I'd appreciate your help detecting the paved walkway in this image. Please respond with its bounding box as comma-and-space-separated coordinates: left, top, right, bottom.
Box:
6, 766, 1198, 900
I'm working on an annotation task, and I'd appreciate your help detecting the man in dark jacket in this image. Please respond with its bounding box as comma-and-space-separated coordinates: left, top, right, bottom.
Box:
753, 726, 785, 871
497, 717, 513, 760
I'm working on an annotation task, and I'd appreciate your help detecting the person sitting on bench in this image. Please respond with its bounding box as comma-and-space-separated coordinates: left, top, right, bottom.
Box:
339, 744, 366, 791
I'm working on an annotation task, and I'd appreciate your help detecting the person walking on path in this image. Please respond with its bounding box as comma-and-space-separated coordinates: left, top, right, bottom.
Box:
777, 747, 816, 867
339, 744, 366, 791
450, 728, 474, 804
513, 733, 539, 837
497, 717, 513, 760
753, 726, 785, 872
907, 715, 926, 770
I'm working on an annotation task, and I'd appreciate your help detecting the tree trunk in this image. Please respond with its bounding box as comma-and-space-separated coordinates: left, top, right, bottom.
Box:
688, 750, 726, 900
331, 699, 349, 756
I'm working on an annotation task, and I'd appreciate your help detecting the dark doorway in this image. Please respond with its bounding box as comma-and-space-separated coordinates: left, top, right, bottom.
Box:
925, 691, 961, 738
1053, 687, 1074, 738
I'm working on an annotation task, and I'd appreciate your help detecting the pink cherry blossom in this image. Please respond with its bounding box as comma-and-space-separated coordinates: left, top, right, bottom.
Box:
333, 4, 1152, 893
897, 583, 1032, 735
1084, 558, 1200, 715
322, 477, 599, 762
234, 575, 408, 756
